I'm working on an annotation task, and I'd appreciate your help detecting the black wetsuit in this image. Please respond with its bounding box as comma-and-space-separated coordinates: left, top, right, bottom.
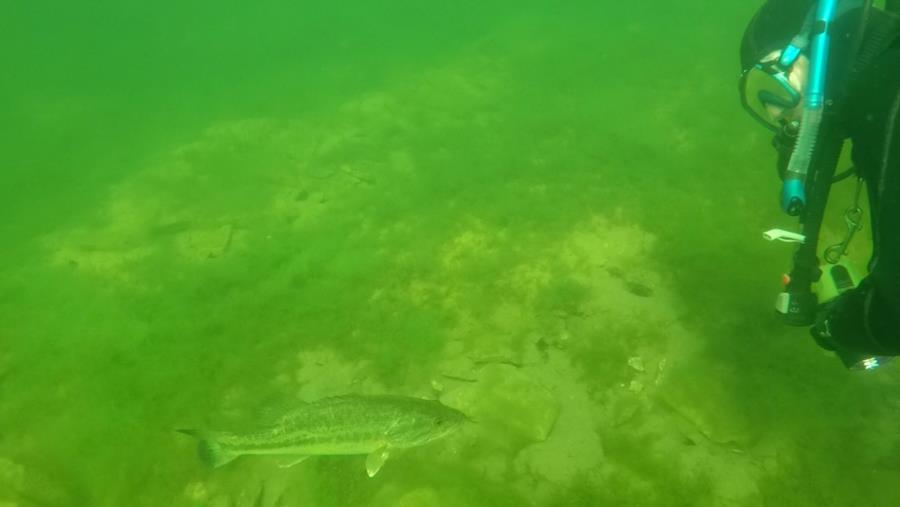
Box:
822, 40, 900, 356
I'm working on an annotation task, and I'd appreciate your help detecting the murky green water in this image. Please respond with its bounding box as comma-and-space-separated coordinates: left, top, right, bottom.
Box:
2, 2, 898, 506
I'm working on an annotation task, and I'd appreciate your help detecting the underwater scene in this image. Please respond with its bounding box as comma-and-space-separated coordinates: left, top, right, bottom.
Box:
2, 1, 899, 506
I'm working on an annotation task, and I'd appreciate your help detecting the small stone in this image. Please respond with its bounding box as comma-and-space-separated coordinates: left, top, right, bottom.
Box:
655, 357, 668, 385
628, 356, 645, 372
625, 280, 654, 297
628, 380, 644, 393
176, 224, 235, 260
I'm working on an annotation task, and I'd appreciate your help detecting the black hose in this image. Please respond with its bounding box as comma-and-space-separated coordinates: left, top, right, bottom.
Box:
833, 166, 857, 182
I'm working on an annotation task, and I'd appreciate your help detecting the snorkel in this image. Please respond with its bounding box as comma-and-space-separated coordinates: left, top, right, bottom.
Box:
780, 0, 839, 216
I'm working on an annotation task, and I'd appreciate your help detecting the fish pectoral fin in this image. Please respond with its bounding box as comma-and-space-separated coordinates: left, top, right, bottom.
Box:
278, 455, 311, 468
365, 447, 390, 478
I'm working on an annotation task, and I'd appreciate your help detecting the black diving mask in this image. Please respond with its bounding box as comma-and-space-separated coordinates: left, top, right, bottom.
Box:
739, 49, 804, 131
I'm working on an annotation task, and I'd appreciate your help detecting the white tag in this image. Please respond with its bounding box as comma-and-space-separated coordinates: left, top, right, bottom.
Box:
763, 228, 806, 243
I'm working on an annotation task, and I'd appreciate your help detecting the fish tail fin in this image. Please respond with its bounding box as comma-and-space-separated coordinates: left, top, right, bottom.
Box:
176, 429, 238, 468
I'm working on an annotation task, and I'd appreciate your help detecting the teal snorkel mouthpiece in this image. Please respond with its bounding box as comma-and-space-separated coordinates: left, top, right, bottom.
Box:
780, 0, 840, 216
781, 177, 807, 215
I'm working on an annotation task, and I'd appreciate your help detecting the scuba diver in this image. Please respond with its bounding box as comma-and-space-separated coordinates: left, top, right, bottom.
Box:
738, 0, 900, 369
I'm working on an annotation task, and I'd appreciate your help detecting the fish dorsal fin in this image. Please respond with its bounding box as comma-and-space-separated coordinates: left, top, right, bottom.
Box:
365, 447, 390, 477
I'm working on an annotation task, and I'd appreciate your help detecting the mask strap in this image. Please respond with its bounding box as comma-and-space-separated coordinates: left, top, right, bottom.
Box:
780, 6, 816, 67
